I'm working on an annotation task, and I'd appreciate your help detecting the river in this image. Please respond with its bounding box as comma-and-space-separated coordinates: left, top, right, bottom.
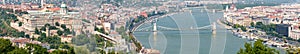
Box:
133, 8, 251, 54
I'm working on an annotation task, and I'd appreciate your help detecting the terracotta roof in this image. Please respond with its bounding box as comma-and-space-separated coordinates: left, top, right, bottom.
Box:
140, 11, 148, 17
48, 7, 60, 11
12, 38, 30, 43
268, 15, 276, 18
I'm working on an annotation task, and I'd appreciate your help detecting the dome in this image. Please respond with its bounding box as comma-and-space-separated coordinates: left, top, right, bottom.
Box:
60, 3, 67, 8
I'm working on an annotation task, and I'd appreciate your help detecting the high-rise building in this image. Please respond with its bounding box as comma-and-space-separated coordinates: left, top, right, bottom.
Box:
276, 24, 291, 37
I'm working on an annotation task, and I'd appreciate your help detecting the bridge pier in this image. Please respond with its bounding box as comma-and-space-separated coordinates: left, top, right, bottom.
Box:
153, 18, 158, 32
212, 22, 216, 35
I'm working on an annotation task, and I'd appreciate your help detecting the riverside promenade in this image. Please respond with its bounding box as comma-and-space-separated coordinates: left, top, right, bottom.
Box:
218, 18, 292, 49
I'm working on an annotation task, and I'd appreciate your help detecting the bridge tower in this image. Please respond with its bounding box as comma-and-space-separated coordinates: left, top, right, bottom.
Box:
153, 18, 158, 32
212, 22, 216, 35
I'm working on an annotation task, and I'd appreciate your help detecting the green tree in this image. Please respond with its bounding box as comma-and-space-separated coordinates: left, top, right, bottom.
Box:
40, 26, 46, 31
97, 28, 105, 33
61, 24, 67, 29
250, 22, 255, 27
255, 22, 263, 28
18, 31, 25, 37
237, 40, 279, 54
18, 22, 22, 27
0, 38, 14, 53
44, 23, 51, 27
7, 47, 29, 54
116, 26, 125, 34
57, 29, 64, 36
25, 34, 30, 38
240, 26, 247, 32
55, 22, 60, 26
26, 43, 48, 54
59, 43, 70, 49
35, 27, 40, 34
94, 26, 99, 31
41, 33, 47, 37
72, 34, 89, 46
64, 28, 71, 35
286, 47, 300, 54
233, 24, 240, 28
38, 33, 47, 42
49, 26, 58, 30
47, 36, 61, 44
51, 50, 69, 54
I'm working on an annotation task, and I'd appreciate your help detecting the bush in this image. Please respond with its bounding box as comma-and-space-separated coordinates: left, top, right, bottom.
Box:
57, 29, 63, 36
44, 23, 50, 27
55, 22, 60, 26
40, 27, 46, 31
18, 22, 22, 27
61, 24, 66, 29
49, 26, 58, 30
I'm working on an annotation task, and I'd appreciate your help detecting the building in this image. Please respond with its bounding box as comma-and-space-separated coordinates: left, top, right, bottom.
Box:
184, 1, 199, 7
17, 3, 81, 34
275, 24, 291, 37
61, 35, 73, 43
289, 24, 300, 40
103, 22, 111, 33
242, 18, 252, 26
11, 38, 30, 48
262, 18, 271, 25
60, 2, 68, 14
289, 30, 300, 40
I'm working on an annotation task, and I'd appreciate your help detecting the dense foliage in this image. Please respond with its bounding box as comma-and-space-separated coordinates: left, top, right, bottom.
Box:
0, 8, 26, 38
0, 38, 44, 54
0, 38, 75, 54
237, 40, 279, 54
251, 22, 290, 39
55, 22, 60, 26
232, 24, 247, 32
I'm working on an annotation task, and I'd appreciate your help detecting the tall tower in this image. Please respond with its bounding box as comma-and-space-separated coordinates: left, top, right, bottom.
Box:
225, 5, 229, 11
2, 0, 5, 5
41, 0, 44, 8
60, 2, 68, 14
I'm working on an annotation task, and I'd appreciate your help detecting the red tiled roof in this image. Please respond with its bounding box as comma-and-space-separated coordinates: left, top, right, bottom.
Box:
48, 7, 60, 11
140, 11, 148, 18
12, 38, 30, 43
268, 15, 276, 18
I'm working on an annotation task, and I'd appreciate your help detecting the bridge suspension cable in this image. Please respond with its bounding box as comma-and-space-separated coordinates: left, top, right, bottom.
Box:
157, 25, 179, 30
135, 26, 153, 31
157, 25, 212, 31
193, 25, 212, 29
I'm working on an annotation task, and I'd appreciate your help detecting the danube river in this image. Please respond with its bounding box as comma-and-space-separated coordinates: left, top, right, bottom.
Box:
133, 8, 249, 54
133, 7, 286, 54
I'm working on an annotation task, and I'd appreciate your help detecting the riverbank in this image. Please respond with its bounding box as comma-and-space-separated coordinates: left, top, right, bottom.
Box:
218, 18, 292, 50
